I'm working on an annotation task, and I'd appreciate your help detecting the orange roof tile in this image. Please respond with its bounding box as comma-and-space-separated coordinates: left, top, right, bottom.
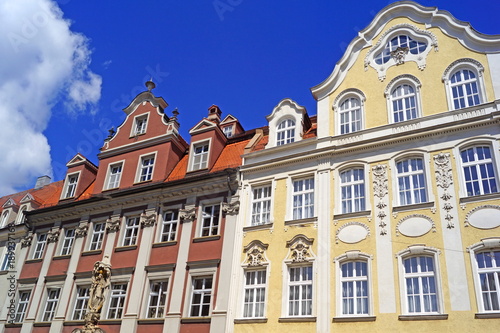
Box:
0, 180, 64, 213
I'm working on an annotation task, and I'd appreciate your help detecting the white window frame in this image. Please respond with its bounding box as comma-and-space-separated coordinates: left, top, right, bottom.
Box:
189, 276, 213, 317
250, 184, 272, 226
468, 238, 500, 313
106, 282, 128, 319
1, 242, 15, 271
135, 153, 156, 183
334, 251, 373, 317
71, 285, 90, 320
122, 216, 140, 246
189, 139, 211, 171
145, 280, 169, 318
333, 89, 366, 135
105, 161, 124, 190
14, 289, 31, 323
384, 75, 422, 124
131, 113, 149, 136
32, 233, 47, 259
242, 269, 267, 318
397, 246, 444, 315
276, 118, 296, 146
1, 210, 10, 228
286, 265, 314, 317
41, 287, 61, 322
396, 157, 428, 205
61, 172, 80, 199
158, 207, 179, 243
289, 175, 315, 221
458, 144, 499, 197
339, 167, 366, 214
198, 200, 222, 237
60, 228, 76, 256
88, 221, 106, 251
443, 59, 486, 111
184, 265, 217, 318
141, 270, 173, 319
16, 205, 27, 225
223, 124, 234, 138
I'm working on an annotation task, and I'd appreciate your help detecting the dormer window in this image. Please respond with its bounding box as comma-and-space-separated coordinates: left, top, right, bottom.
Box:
223, 125, 234, 138
133, 114, 148, 136
276, 119, 295, 146
1, 211, 9, 228
191, 142, 209, 171
63, 173, 79, 199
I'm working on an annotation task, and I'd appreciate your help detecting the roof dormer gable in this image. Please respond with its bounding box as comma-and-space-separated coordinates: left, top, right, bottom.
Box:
20, 193, 40, 205
2, 198, 17, 209
265, 98, 310, 149
60, 154, 97, 201
220, 114, 244, 138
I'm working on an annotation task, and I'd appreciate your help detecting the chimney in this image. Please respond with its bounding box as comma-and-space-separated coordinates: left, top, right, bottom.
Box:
35, 175, 51, 189
207, 105, 222, 123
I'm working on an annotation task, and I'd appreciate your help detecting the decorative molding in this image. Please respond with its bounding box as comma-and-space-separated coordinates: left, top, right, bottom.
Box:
75, 221, 89, 238
465, 205, 500, 227
335, 222, 370, 244
285, 234, 315, 263
442, 58, 485, 80
106, 214, 121, 233
333, 88, 367, 108
21, 232, 33, 248
395, 214, 436, 236
141, 209, 157, 228
47, 227, 60, 243
372, 164, 388, 235
243, 240, 269, 267
179, 205, 196, 222
434, 153, 455, 229
384, 74, 422, 96
222, 200, 240, 215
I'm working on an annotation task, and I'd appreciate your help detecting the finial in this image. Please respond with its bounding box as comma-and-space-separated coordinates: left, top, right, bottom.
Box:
145, 78, 155, 92
172, 108, 179, 119
107, 127, 115, 139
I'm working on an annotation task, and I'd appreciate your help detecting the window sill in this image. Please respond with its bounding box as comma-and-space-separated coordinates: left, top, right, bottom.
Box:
82, 249, 102, 256
33, 322, 52, 327
333, 316, 376, 322
180, 317, 211, 324
63, 320, 84, 326
243, 223, 273, 232
0, 270, 10, 275
334, 210, 371, 220
138, 318, 165, 324
25, 258, 43, 263
398, 314, 448, 321
53, 254, 71, 260
278, 316, 316, 323
193, 235, 221, 243
133, 180, 153, 186
393, 201, 435, 212
475, 312, 500, 319
234, 318, 268, 324
4, 323, 22, 328
460, 192, 500, 204
114, 245, 137, 252
153, 241, 178, 248
284, 217, 317, 226
97, 319, 122, 325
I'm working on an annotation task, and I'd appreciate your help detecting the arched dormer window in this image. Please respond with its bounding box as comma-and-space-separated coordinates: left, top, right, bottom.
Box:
333, 89, 365, 135
1, 211, 9, 228
442, 59, 486, 110
385, 75, 422, 123
16, 206, 27, 225
276, 119, 296, 146
365, 24, 438, 81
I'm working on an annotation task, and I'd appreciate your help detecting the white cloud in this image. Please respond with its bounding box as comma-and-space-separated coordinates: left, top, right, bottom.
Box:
0, 0, 101, 196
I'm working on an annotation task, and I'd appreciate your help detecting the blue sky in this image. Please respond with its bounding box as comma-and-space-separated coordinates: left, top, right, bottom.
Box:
1, 0, 498, 195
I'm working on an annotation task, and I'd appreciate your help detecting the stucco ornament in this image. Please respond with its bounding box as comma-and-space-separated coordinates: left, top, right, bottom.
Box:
222, 200, 240, 215
179, 206, 196, 222
434, 153, 455, 228
75, 221, 89, 238
73, 256, 111, 333
243, 240, 269, 267
105, 215, 121, 233
47, 227, 60, 243
141, 211, 157, 228
391, 46, 409, 65
286, 235, 315, 263
21, 232, 33, 248
372, 164, 389, 235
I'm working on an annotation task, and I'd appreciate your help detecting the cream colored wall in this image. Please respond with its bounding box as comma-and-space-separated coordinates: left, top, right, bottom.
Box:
328, 18, 496, 137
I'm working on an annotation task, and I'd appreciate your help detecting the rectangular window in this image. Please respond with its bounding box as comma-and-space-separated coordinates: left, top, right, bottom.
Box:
42, 288, 60, 321
139, 156, 155, 182
340, 261, 368, 315
107, 283, 128, 319
33, 233, 47, 259
397, 158, 427, 205
251, 186, 271, 226
403, 256, 438, 313
14, 290, 31, 323
123, 217, 140, 246
107, 163, 123, 189
223, 125, 234, 138
147, 280, 169, 318
200, 204, 220, 237
72, 286, 90, 320
243, 270, 266, 318
160, 210, 178, 242
288, 266, 313, 316
190, 277, 212, 317
89, 222, 106, 251
461, 146, 498, 196
60, 229, 75, 255
292, 178, 314, 220
340, 169, 365, 214
1, 247, 13, 271
64, 174, 79, 198
192, 143, 209, 170
134, 115, 148, 135
475, 250, 500, 311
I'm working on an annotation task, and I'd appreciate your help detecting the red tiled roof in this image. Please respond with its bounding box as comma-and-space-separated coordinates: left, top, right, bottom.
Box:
0, 180, 64, 212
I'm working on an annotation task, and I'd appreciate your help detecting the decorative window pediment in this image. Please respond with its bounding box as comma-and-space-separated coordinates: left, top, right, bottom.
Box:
365, 24, 438, 81
285, 234, 315, 263
243, 240, 269, 267
2, 198, 17, 209
265, 99, 309, 148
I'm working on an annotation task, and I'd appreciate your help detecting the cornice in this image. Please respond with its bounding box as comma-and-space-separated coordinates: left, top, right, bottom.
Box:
98, 133, 186, 159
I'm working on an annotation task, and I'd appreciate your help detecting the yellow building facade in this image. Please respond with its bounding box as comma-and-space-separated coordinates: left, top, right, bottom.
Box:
229, 2, 500, 332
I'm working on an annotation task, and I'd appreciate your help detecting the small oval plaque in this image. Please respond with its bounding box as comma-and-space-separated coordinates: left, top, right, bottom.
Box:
338, 224, 369, 244
468, 208, 500, 229
398, 217, 432, 237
